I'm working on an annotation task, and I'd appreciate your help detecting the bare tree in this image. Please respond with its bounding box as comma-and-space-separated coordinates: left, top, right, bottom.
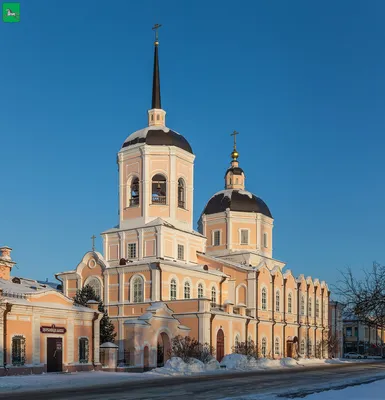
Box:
316, 332, 341, 358
336, 262, 385, 328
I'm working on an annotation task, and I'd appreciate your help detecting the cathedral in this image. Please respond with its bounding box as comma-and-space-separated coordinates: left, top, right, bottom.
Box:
56, 30, 330, 370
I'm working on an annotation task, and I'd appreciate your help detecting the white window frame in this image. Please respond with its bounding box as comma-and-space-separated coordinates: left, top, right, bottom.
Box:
301, 295, 305, 316
263, 232, 268, 248
131, 275, 144, 303
240, 229, 249, 245
127, 242, 137, 259
275, 290, 280, 312
170, 278, 177, 300
288, 292, 292, 314
213, 230, 221, 247
274, 337, 280, 355
184, 281, 191, 299
211, 286, 217, 306
261, 287, 267, 311
197, 283, 204, 298
177, 244, 185, 261
261, 337, 267, 357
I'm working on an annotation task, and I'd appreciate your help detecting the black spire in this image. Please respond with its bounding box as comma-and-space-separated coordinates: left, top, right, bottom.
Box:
151, 24, 162, 109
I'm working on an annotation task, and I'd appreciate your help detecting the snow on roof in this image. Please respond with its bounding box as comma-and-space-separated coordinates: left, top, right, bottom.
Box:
122, 126, 174, 145
4, 296, 94, 313
0, 277, 54, 296
100, 342, 119, 348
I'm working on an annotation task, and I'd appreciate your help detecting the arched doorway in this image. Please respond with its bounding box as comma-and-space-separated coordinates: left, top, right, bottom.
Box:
216, 329, 225, 362
143, 346, 150, 371
157, 332, 171, 367
286, 336, 298, 358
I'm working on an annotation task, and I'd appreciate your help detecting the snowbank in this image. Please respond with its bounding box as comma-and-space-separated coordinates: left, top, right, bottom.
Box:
147, 357, 221, 376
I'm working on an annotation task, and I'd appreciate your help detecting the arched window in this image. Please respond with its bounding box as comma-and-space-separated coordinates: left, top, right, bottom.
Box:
288, 293, 292, 314
198, 283, 204, 298
301, 296, 305, 315
300, 339, 305, 355
184, 281, 191, 299
129, 177, 140, 207
178, 178, 185, 209
261, 337, 267, 357
308, 298, 312, 316
316, 299, 320, 318
170, 279, 177, 300
79, 337, 89, 363
275, 337, 280, 355
152, 174, 167, 205
235, 334, 240, 347
275, 290, 280, 312
132, 276, 144, 303
85, 277, 102, 299
12, 335, 26, 366
261, 287, 267, 310
211, 286, 217, 307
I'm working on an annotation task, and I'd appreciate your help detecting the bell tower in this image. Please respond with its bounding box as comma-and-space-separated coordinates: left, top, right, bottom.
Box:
115, 25, 195, 231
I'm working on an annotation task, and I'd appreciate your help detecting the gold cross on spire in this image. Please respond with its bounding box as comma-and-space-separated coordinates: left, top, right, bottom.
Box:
91, 235, 96, 252
152, 23, 162, 42
231, 130, 239, 150
230, 130, 240, 161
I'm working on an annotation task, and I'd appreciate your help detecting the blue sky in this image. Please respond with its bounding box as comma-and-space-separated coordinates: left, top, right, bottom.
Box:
1, 1, 384, 291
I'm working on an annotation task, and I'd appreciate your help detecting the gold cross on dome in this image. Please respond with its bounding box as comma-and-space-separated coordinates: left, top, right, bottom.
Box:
231, 130, 239, 150
91, 235, 96, 251
152, 24, 162, 41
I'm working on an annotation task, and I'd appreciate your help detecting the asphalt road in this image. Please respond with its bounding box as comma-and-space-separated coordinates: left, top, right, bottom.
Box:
2, 361, 385, 400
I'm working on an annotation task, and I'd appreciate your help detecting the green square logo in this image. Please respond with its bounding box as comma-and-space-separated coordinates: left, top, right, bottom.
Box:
3, 3, 20, 23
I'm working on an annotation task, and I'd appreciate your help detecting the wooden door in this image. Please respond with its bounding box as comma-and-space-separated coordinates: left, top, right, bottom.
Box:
47, 338, 63, 373
287, 342, 293, 358
216, 329, 224, 362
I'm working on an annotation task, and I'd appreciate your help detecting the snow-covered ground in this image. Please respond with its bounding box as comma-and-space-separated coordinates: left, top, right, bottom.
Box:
0, 356, 378, 393
223, 377, 385, 399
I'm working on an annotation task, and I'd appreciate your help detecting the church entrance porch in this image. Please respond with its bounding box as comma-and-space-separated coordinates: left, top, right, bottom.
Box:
46, 338, 63, 373
157, 332, 171, 367
286, 336, 298, 359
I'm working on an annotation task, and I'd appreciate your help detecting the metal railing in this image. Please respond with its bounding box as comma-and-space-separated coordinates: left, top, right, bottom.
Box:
129, 197, 139, 207
152, 195, 166, 205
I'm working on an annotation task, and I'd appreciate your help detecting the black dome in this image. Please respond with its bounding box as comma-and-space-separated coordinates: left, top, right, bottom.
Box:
122, 127, 193, 154
225, 166, 244, 177
203, 189, 272, 218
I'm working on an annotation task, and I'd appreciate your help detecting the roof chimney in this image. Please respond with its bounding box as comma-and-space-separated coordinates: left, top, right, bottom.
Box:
0, 246, 16, 280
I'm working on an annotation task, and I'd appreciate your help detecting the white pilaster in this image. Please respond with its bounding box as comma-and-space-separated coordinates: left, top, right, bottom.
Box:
228, 279, 236, 304
170, 150, 176, 221
93, 315, 102, 364
67, 319, 74, 364
32, 314, 41, 364
104, 273, 109, 305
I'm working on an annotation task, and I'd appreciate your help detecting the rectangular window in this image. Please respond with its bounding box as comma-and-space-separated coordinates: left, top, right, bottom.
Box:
12, 336, 26, 366
240, 229, 249, 245
346, 327, 352, 337
213, 230, 221, 246
79, 338, 89, 363
177, 244, 184, 260
127, 243, 137, 259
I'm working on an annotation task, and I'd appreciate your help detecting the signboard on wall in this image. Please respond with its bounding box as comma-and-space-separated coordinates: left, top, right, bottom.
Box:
40, 324, 67, 334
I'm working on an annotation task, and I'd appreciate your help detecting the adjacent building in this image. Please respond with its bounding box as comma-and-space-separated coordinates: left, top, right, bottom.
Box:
56, 32, 331, 370
0, 246, 102, 375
